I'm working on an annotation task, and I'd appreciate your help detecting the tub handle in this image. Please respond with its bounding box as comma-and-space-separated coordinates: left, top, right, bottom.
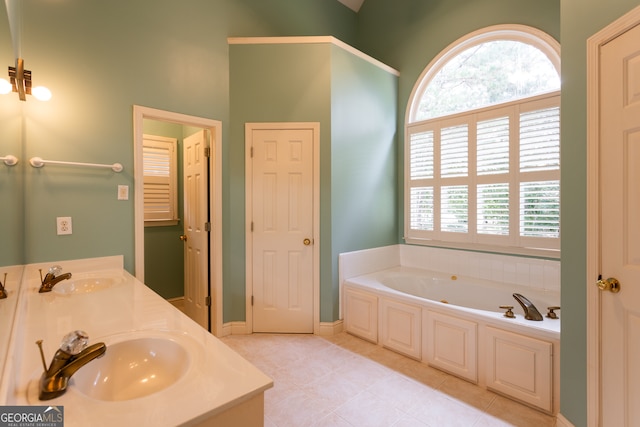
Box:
546, 306, 561, 319
499, 305, 515, 318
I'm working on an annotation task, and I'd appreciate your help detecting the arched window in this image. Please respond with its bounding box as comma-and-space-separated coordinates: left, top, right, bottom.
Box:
405, 25, 560, 255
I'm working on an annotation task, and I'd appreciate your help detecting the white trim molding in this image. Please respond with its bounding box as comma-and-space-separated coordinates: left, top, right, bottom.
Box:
318, 320, 344, 336
556, 413, 576, 427
586, 5, 640, 426
228, 36, 399, 76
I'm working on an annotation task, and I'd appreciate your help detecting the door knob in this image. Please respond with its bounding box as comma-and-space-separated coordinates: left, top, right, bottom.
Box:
303, 238, 312, 246
179, 235, 187, 242
597, 277, 620, 293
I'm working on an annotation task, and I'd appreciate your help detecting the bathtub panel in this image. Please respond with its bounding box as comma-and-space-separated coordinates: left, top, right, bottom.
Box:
485, 326, 553, 412
424, 311, 478, 382
344, 288, 378, 343
380, 298, 421, 359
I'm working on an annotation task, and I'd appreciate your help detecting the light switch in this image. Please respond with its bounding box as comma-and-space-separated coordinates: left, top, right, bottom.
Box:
118, 185, 129, 200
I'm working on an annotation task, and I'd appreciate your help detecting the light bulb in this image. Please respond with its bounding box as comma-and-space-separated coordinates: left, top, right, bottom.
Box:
0, 78, 12, 95
32, 86, 52, 101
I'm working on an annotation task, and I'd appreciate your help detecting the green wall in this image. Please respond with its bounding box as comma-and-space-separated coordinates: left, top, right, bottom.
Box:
0, 0, 356, 271
330, 45, 398, 320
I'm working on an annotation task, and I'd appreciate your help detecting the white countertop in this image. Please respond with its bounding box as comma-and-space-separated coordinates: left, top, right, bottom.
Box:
5, 256, 272, 426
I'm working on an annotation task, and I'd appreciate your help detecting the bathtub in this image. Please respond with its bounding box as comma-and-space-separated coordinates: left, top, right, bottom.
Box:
342, 265, 560, 414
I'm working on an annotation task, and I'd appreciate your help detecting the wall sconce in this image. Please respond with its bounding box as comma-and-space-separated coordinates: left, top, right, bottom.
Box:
0, 58, 51, 101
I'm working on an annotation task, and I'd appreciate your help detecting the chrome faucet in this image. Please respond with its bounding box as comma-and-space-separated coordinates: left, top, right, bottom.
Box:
38, 265, 72, 293
36, 330, 106, 400
512, 293, 543, 321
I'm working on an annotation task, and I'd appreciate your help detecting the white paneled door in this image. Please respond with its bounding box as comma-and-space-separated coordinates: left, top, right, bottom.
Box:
249, 126, 316, 333
598, 20, 640, 426
183, 130, 210, 330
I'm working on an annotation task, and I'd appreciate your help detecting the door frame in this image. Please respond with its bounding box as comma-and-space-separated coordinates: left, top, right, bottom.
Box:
133, 105, 223, 336
245, 122, 320, 334
586, 6, 640, 425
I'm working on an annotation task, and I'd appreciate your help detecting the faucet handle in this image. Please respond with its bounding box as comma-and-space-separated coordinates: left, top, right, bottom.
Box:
48, 265, 63, 276
499, 305, 515, 318
546, 306, 561, 319
60, 330, 89, 355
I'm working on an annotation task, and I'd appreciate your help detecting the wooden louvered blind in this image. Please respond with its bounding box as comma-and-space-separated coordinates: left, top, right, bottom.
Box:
143, 135, 178, 225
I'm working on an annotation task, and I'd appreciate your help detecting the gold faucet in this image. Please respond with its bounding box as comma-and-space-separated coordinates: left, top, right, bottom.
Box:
38, 265, 72, 293
36, 330, 106, 400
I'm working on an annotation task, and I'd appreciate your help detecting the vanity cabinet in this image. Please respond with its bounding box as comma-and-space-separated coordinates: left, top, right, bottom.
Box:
343, 288, 378, 343
424, 310, 478, 382
485, 326, 553, 412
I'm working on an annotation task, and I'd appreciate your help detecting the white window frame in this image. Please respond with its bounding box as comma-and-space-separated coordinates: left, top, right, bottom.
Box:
143, 134, 179, 227
404, 25, 561, 258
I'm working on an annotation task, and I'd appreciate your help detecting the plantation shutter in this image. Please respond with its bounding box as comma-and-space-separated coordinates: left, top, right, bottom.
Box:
406, 93, 560, 250
143, 135, 178, 223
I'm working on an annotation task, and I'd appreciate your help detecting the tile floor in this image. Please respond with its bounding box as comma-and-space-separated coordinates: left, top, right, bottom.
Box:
220, 332, 557, 427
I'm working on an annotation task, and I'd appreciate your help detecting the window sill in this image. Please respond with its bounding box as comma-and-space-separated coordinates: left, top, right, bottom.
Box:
403, 237, 560, 260
144, 219, 180, 227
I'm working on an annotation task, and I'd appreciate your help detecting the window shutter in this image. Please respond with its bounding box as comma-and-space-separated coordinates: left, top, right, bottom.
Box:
440, 125, 468, 178
520, 107, 560, 172
143, 135, 178, 223
477, 116, 509, 175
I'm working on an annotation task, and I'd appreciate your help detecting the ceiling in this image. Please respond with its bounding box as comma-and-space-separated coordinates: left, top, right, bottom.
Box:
337, 0, 365, 12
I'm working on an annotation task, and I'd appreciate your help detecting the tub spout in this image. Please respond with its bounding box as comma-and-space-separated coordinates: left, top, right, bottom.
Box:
512, 293, 543, 321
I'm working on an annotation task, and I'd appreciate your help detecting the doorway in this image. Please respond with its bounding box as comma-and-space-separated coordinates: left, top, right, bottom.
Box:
245, 122, 320, 333
133, 105, 223, 335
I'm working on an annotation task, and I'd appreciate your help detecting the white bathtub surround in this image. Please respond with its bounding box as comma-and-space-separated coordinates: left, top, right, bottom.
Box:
2, 256, 272, 426
339, 244, 560, 292
339, 244, 560, 415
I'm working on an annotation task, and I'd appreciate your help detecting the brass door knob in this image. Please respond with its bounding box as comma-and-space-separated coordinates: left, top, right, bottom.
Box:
179, 235, 187, 241
597, 277, 620, 293
303, 238, 312, 246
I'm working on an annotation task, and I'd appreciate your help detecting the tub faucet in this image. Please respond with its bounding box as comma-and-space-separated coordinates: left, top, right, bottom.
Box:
512, 293, 543, 321
36, 330, 106, 400
38, 265, 72, 293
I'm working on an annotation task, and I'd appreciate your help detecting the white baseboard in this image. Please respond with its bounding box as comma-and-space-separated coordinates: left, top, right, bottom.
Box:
555, 413, 574, 427
221, 321, 249, 337
317, 320, 343, 336
221, 320, 343, 336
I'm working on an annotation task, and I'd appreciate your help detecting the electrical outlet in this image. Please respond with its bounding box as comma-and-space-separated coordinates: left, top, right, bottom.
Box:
57, 217, 72, 235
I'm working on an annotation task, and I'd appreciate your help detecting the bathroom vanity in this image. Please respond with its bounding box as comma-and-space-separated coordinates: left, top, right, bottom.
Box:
0, 256, 273, 426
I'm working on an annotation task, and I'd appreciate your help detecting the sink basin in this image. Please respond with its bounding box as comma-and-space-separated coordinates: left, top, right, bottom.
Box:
71, 337, 190, 401
53, 274, 123, 295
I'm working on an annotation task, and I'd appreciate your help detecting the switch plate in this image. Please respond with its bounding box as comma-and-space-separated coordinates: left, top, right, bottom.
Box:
57, 217, 72, 235
117, 185, 129, 200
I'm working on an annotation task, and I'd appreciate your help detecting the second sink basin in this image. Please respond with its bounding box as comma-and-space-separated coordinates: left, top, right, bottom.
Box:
72, 336, 190, 401
52, 273, 124, 295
